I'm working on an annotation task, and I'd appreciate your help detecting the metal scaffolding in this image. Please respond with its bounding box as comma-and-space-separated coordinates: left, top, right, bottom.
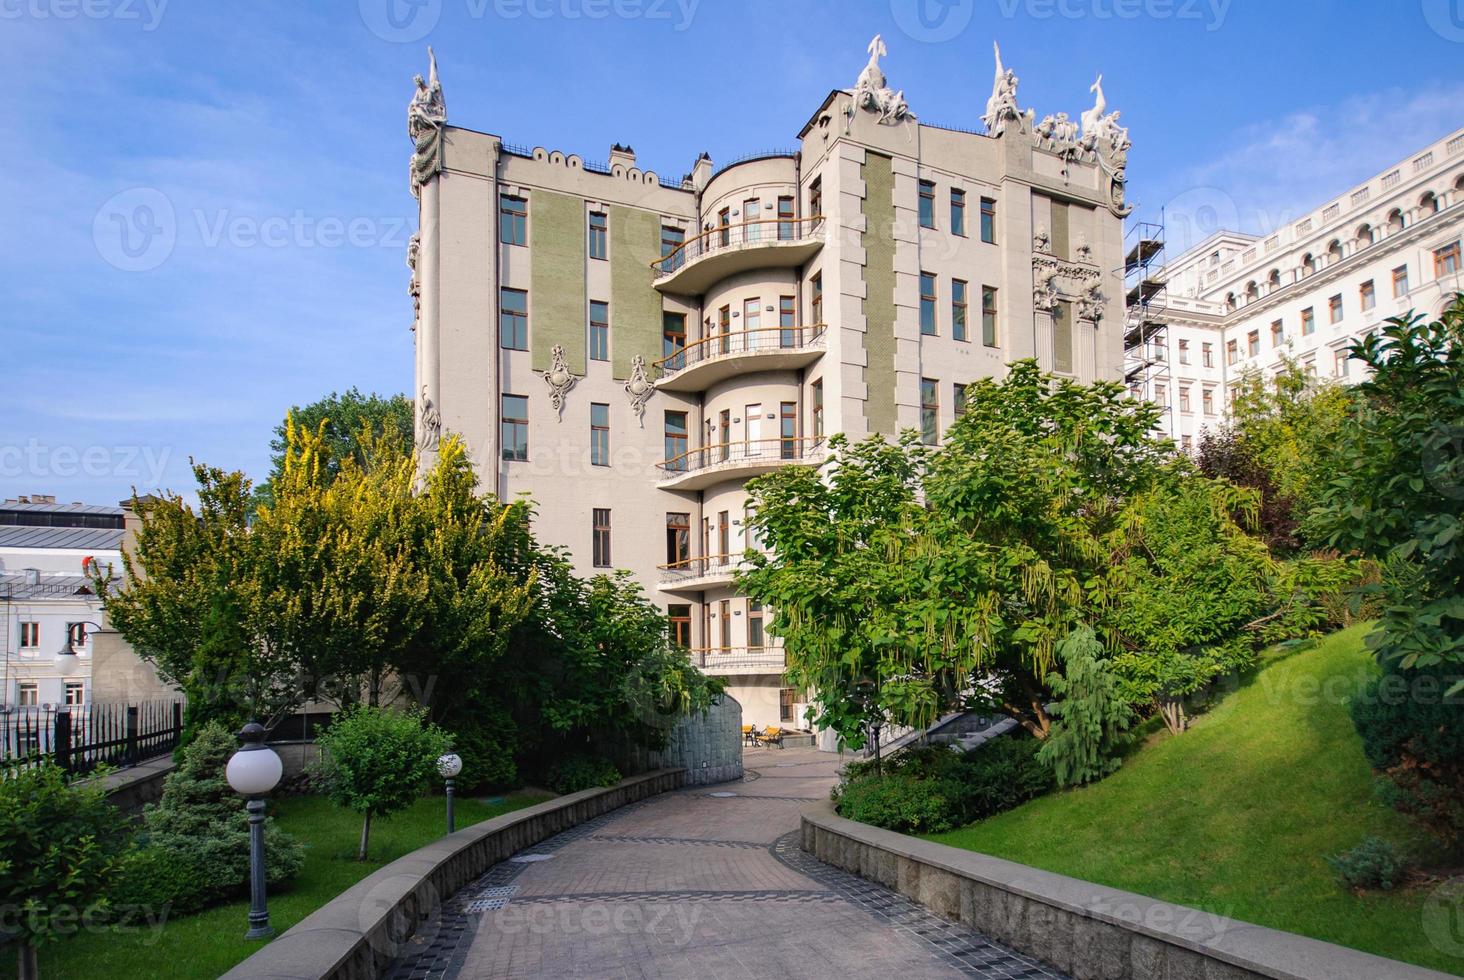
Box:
1123, 217, 1174, 439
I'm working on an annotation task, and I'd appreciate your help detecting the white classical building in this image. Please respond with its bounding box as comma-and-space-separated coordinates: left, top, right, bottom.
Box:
409, 40, 1136, 727
1126, 127, 1464, 449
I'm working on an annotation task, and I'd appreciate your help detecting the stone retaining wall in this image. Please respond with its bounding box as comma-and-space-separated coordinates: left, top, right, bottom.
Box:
222, 768, 684, 980
801, 799, 1453, 980
608, 695, 742, 785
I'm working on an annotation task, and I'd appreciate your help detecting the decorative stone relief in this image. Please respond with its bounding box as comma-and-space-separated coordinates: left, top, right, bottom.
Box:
1077, 282, 1106, 322
541, 344, 578, 421
417, 384, 441, 452
1033, 226, 1052, 254
1033, 254, 1101, 317
624, 354, 654, 427
1033, 268, 1061, 315
407, 47, 446, 198
1075, 236, 1093, 264
847, 35, 914, 133
983, 42, 1033, 137
406, 234, 421, 332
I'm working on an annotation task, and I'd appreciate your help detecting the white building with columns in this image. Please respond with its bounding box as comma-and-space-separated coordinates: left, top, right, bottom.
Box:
1127, 127, 1464, 450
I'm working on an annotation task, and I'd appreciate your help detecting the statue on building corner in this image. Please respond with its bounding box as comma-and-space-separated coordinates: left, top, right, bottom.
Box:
1078, 73, 1133, 217
541, 344, 578, 421
983, 42, 1032, 138
847, 34, 915, 135
417, 384, 441, 452
624, 354, 654, 427
408, 47, 447, 198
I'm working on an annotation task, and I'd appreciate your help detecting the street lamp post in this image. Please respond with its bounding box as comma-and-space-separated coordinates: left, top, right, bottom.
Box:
54, 621, 101, 677
438, 752, 463, 834
226, 722, 283, 940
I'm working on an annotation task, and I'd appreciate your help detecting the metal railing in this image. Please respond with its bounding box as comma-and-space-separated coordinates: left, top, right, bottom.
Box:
655, 324, 826, 377
658, 435, 825, 477
652, 215, 825, 278
658, 551, 768, 584
692, 647, 787, 672
1, 700, 184, 777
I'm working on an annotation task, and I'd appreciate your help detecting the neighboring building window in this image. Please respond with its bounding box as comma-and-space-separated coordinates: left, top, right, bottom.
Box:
1335, 350, 1350, 377
1301, 307, 1315, 336
982, 286, 998, 347
668, 603, 691, 648
1226, 339, 1238, 365
662, 312, 687, 365
18, 682, 38, 707
1178, 339, 1189, 364
589, 300, 610, 361
811, 379, 824, 438
664, 411, 688, 470
744, 198, 762, 241
660, 224, 684, 259
1360, 280, 1376, 311
1270, 320, 1284, 346
1328, 294, 1343, 324
808, 176, 822, 217
499, 193, 527, 246
501, 394, 529, 461
1154, 342, 1166, 363
592, 508, 611, 568
500, 287, 528, 350
953, 382, 968, 417
718, 409, 731, 461
747, 600, 765, 649
950, 188, 966, 236
920, 377, 939, 445
779, 295, 797, 346
810, 272, 823, 325
717, 207, 731, 247
1155, 383, 1167, 407
920, 272, 937, 335
666, 513, 690, 565
777, 196, 795, 239
979, 196, 996, 243
1392, 264, 1409, 297
1436, 241, 1462, 277
918, 179, 936, 229
67, 623, 89, 646
780, 402, 798, 458
780, 688, 797, 723
1179, 386, 1192, 413
590, 403, 610, 466
18, 622, 39, 649
1202, 342, 1214, 368
1247, 330, 1260, 357
1202, 387, 1215, 415
64, 683, 84, 706
1304, 357, 1317, 378
1181, 434, 1193, 451
951, 279, 969, 341
588, 211, 608, 260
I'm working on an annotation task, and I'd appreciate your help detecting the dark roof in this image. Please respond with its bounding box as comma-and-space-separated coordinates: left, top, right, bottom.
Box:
0, 526, 125, 551
0, 573, 109, 601
0, 500, 125, 517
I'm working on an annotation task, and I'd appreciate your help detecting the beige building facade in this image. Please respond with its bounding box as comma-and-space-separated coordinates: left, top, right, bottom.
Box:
408, 40, 1132, 727
1127, 128, 1464, 449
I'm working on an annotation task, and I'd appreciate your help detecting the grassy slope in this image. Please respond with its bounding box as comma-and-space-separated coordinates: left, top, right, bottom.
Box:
10, 790, 552, 980
929, 624, 1462, 976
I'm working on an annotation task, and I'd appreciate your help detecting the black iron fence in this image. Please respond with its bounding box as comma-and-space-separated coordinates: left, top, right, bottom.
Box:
1, 700, 184, 777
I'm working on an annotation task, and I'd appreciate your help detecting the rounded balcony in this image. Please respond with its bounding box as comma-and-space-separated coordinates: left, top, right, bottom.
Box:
656, 435, 826, 491
691, 646, 787, 677
651, 216, 825, 295
655, 324, 826, 393
658, 553, 741, 592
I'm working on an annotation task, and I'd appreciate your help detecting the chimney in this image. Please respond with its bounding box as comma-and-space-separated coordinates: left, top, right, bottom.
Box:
691, 152, 714, 193
609, 143, 636, 170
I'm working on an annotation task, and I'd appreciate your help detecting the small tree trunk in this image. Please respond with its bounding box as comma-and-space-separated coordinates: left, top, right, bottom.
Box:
358, 809, 373, 862
17, 942, 38, 980
872, 724, 883, 777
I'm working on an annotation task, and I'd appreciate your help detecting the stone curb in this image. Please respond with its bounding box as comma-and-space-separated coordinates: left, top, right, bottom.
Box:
221, 769, 685, 980
800, 798, 1454, 980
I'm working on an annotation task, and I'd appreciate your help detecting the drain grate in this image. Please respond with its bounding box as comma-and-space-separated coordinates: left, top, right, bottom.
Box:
476, 885, 519, 899
465, 897, 509, 912
508, 853, 555, 863
708, 791, 738, 798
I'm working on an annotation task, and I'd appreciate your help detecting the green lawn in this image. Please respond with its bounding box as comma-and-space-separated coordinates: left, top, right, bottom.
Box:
927, 624, 1462, 976
8, 790, 553, 980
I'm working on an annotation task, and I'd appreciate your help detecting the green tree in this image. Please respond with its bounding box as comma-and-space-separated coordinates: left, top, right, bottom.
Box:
1037, 626, 1135, 786
0, 764, 132, 979
253, 388, 413, 510
316, 705, 452, 861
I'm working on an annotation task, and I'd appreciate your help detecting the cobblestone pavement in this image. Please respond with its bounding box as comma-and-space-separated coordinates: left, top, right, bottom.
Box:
385, 748, 1068, 980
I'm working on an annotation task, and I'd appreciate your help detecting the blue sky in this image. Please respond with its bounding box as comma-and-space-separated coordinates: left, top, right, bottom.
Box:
3, 0, 1462, 505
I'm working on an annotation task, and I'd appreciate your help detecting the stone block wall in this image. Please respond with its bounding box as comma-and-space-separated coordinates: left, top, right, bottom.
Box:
610, 694, 743, 786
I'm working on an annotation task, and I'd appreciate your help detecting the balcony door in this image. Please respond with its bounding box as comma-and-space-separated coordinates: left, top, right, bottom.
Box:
745, 403, 762, 459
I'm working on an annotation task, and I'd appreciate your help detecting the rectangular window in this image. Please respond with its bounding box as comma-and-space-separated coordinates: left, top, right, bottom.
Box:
1154, 342, 1166, 363
918, 179, 936, 229
589, 300, 609, 361
499, 193, 527, 246
666, 513, 690, 565
812, 379, 824, 437
777, 196, 795, 240
720, 600, 732, 649
717, 207, 731, 247
66, 623, 88, 647
18, 682, 38, 707
1202, 387, 1215, 415
588, 211, 608, 260
950, 188, 966, 236
662, 312, 686, 365
1155, 383, 1167, 407
747, 600, 765, 649
808, 177, 822, 218
981, 286, 998, 347
1182, 434, 1193, 452
664, 411, 688, 471
1329, 294, 1343, 324
717, 510, 730, 559
948, 276, 972, 342
780, 688, 796, 723
1178, 339, 1190, 364
1179, 386, 1192, 413
920, 377, 939, 445
1247, 330, 1260, 357
19, 622, 38, 649
1335, 349, 1350, 377
668, 603, 691, 648
1226, 339, 1238, 365
1360, 280, 1376, 311
979, 196, 996, 243
718, 305, 732, 354
744, 297, 761, 338
64, 682, 84, 706
810, 272, 823, 325
779, 295, 796, 347
1270, 320, 1284, 346
499, 287, 528, 350
1301, 307, 1315, 336
953, 382, 968, 417
1392, 265, 1409, 297
1202, 342, 1214, 368
718, 409, 731, 462
590, 402, 610, 466
920, 272, 937, 335
744, 197, 762, 241
592, 508, 611, 568
500, 394, 529, 461
1436, 241, 1462, 277
660, 224, 684, 258
780, 401, 798, 459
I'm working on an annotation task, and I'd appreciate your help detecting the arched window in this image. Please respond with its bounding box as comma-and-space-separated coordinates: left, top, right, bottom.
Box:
1454, 173, 1464, 196
1244, 280, 1259, 302
1419, 191, 1439, 216
1387, 208, 1406, 234
1267, 268, 1281, 291
1224, 291, 1237, 312
1355, 223, 1374, 247
1301, 252, 1316, 276
1327, 239, 1344, 265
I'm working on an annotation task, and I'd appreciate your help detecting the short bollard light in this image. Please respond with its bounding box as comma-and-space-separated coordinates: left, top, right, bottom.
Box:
226, 721, 284, 940
438, 752, 463, 834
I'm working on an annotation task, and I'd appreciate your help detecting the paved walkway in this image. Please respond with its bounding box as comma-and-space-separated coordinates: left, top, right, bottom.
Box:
386, 748, 1067, 980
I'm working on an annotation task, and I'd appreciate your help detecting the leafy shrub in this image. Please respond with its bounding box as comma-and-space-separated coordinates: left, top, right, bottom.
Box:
118, 721, 303, 915
837, 773, 959, 834
546, 754, 621, 794
449, 702, 519, 791
954, 736, 1054, 819
1326, 836, 1406, 891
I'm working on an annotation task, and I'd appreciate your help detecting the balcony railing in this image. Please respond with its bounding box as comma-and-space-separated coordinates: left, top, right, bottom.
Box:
652, 215, 825, 280
692, 647, 787, 673
655, 324, 826, 379
658, 435, 825, 478
658, 551, 768, 587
